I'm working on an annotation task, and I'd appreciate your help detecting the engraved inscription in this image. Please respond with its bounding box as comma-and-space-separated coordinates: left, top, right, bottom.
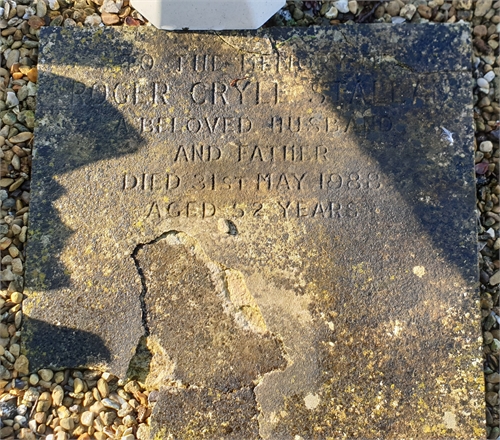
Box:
270, 114, 393, 134
72, 81, 171, 106
143, 200, 359, 220
138, 117, 253, 134
121, 171, 382, 193
190, 81, 279, 106
256, 173, 307, 191
78, 38, 410, 228
174, 145, 222, 162
236, 145, 328, 163
319, 172, 381, 190
277, 200, 358, 218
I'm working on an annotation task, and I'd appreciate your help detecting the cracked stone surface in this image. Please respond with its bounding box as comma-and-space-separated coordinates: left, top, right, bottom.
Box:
132, 232, 285, 438
133, 231, 285, 387
24, 26, 484, 437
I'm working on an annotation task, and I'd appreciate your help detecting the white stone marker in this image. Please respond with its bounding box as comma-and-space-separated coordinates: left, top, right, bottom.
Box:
130, 0, 285, 30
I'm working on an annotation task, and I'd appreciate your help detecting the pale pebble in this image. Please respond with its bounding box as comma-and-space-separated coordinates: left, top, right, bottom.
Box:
73, 377, 84, 394
36, 0, 47, 17
52, 385, 64, 406
54, 371, 65, 383
24, 388, 40, 403
5, 91, 19, 108
27, 82, 37, 96
400, 3, 416, 20
480, 141, 493, 153
1, 269, 15, 282
80, 410, 95, 426
11, 291, 23, 303
56, 431, 69, 440
475, 0, 493, 16
48, 0, 60, 10
122, 414, 136, 426
9, 343, 19, 357
59, 417, 74, 431
490, 270, 500, 286
325, 6, 338, 19
477, 77, 489, 88
38, 368, 54, 382
333, 0, 349, 13
97, 377, 110, 398
13, 415, 26, 425
484, 71, 495, 82
84, 13, 102, 26
101, 398, 120, 410
101, 0, 123, 13
14, 354, 29, 375
12, 259, 24, 275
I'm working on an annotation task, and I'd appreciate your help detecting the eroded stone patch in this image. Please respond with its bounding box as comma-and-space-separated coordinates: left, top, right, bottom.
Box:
132, 231, 286, 437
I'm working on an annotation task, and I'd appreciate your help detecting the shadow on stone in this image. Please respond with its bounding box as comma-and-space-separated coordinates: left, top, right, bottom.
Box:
26, 27, 146, 292
24, 28, 147, 376
23, 318, 111, 372
289, 24, 476, 281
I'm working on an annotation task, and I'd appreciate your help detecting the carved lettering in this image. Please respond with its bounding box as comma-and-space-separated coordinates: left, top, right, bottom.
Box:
191, 82, 207, 104
213, 82, 228, 105
232, 80, 251, 104
174, 145, 221, 162
113, 83, 131, 104
319, 173, 382, 190
186, 174, 243, 191
205, 117, 222, 133
139, 116, 252, 134
72, 81, 171, 106
91, 83, 108, 104
193, 54, 218, 72
271, 115, 392, 134
241, 54, 273, 72
177, 55, 184, 72
277, 201, 358, 218
190, 81, 278, 106
153, 82, 170, 104
146, 201, 216, 219
237, 145, 325, 162
256, 173, 308, 191
122, 173, 181, 191
139, 117, 167, 134
256, 82, 279, 105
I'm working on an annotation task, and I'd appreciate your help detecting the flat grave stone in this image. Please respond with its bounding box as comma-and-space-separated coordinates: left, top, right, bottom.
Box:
25, 25, 483, 438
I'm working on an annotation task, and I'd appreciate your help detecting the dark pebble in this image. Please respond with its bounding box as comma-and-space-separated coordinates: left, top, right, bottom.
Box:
0, 401, 17, 420
490, 129, 499, 140
484, 312, 497, 331
476, 162, 490, 175
14, 379, 26, 389
473, 37, 493, 54
2, 198, 15, 209
481, 270, 491, 285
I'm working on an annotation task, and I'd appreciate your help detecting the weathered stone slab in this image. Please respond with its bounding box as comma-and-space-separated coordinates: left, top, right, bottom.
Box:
25, 25, 483, 438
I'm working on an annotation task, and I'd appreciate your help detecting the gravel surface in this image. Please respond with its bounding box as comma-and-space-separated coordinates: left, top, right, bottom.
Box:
0, 0, 499, 439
